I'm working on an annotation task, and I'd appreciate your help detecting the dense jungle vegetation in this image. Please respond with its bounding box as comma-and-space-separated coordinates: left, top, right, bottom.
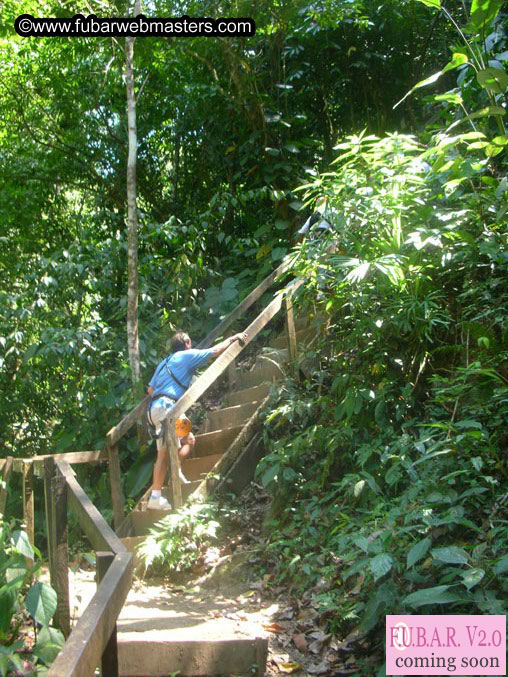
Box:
1, 0, 507, 673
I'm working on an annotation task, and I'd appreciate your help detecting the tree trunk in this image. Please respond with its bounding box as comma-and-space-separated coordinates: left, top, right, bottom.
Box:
125, 0, 141, 389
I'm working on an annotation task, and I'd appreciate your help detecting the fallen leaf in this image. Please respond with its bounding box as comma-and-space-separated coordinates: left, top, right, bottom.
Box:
263, 622, 286, 633
308, 632, 331, 654
292, 633, 308, 653
278, 661, 302, 673
307, 660, 331, 675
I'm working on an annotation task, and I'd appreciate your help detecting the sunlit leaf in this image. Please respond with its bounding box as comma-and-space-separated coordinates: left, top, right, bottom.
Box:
11, 530, 34, 560
394, 54, 468, 108
433, 92, 463, 104
415, 0, 441, 8
447, 106, 506, 132
461, 568, 485, 590
470, 0, 505, 31
278, 662, 303, 673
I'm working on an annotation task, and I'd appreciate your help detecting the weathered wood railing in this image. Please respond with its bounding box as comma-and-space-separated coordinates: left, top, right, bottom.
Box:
0, 454, 132, 676
106, 255, 301, 513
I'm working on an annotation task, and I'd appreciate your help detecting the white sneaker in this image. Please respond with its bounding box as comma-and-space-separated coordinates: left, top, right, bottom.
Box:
179, 468, 191, 484
147, 496, 171, 510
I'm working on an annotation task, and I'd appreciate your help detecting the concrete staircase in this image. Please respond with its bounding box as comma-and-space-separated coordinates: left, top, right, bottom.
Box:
112, 317, 318, 676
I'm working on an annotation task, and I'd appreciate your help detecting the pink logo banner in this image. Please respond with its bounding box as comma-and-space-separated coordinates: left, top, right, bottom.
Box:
386, 615, 506, 675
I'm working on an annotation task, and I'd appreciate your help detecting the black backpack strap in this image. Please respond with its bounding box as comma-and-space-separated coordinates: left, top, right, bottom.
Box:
165, 358, 188, 392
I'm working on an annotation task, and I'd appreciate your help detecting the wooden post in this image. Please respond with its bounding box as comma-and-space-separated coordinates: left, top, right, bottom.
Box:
0, 456, 13, 515
22, 461, 35, 547
44, 457, 57, 590
285, 288, 298, 369
107, 443, 125, 532
165, 416, 183, 509
52, 469, 71, 637
97, 552, 119, 677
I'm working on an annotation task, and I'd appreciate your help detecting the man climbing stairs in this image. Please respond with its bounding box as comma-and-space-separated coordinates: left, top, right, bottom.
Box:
117, 310, 320, 541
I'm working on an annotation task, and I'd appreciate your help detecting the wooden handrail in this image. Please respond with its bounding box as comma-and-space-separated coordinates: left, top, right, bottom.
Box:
2, 259, 302, 675
106, 396, 150, 448
196, 255, 296, 349
48, 552, 132, 677
43, 459, 132, 676
13, 450, 109, 477
106, 256, 296, 447
169, 281, 301, 422
56, 461, 126, 553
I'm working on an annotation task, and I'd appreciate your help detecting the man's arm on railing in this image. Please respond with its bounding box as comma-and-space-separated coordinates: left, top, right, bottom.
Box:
210, 332, 247, 356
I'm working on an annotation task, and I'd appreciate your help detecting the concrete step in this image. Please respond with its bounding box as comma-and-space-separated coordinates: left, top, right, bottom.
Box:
130, 482, 200, 535
116, 580, 268, 676
223, 383, 270, 407
58, 563, 269, 677
233, 363, 283, 391
181, 452, 223, 481
194, 426, 243, 458
205, 402, 258, 432
269, 327, 315, 350
119, 635, 267, 676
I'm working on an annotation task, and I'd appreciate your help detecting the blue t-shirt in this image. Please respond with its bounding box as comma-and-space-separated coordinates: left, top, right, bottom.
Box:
148, 348, 214, 400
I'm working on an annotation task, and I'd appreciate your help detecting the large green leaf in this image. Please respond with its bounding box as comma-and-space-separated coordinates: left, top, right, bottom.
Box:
470, 0, 505, 30
370, 553, 394, 581
33, 626, 65, 666
407, 537, 431, 569
125, 452, 155, 498
477, 67, 508, 94
403, 585, 462, 608
25, 582, 57, 626
261, 463, 280, 488
0, 588, 16, 635
446, 106, 506, 131
461, 568, 485, 590
432, 546, 469, 565
11, 530, 34, 560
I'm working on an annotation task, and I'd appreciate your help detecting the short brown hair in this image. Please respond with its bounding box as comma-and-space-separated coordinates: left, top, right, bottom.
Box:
170, 331, 189, 353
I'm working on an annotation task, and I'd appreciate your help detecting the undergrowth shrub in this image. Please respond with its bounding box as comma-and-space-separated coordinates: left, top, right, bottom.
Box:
137, 502, 226, 575
256, 127, 508, 651
0, 516, 63, 675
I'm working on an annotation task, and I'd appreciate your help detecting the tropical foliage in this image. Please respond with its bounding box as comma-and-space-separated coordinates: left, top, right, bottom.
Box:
0, 517, 63, 675
0, 0, 507, 670
254, 0, 508, 655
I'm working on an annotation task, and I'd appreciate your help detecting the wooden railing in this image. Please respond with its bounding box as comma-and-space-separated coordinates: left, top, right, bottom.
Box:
0, 454, 132, 676
0, 255, 302, 676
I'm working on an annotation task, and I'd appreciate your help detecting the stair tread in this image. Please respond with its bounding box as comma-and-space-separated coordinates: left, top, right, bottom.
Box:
223, 382, 271, 406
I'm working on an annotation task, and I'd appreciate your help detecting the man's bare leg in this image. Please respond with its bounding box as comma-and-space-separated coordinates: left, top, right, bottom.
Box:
152, 442, 169, 491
